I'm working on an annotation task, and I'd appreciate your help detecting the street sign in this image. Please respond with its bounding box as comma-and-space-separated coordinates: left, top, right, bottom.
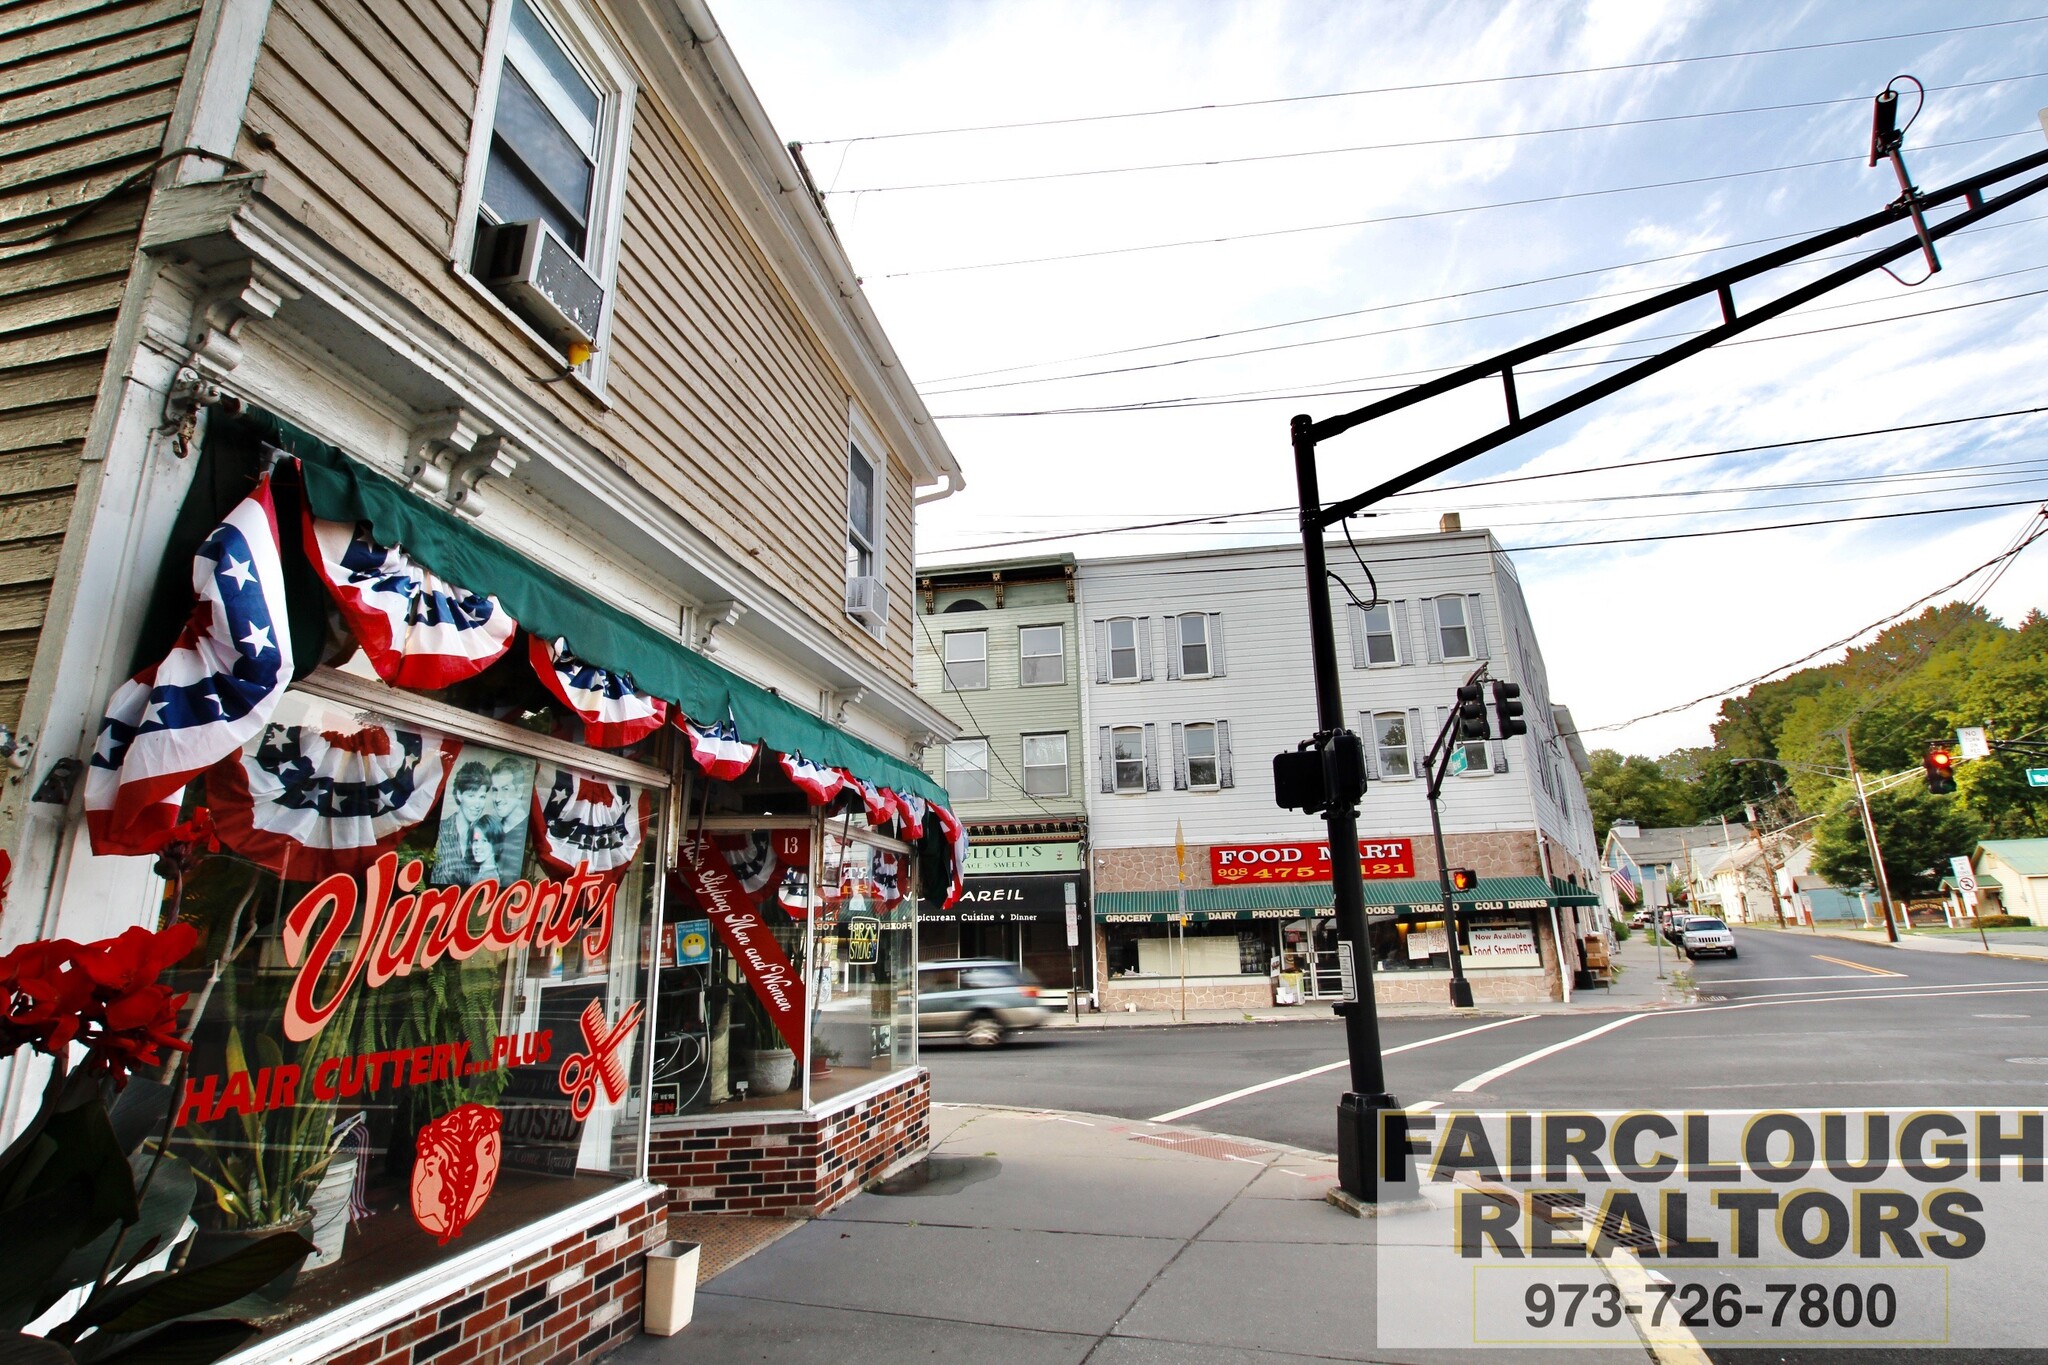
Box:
1951, 855, 1979, 905
2029, 769, 2048, 788
1448, 747, 1469, 775
1957, 726, 1991, 760
1064, 882, 1079, 948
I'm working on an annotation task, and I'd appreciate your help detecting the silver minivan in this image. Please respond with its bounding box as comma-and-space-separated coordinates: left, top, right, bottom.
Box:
917, 959, 1052, 1047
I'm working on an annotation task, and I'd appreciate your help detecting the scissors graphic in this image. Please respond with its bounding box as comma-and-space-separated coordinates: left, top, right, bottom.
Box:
558, 999, 646, 1121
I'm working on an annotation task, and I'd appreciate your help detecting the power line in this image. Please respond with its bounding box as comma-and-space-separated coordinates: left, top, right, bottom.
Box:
882, 131, 2029, 278
800, 16, 2048, 145
911, 611, 1064, 817
830, 72, 2048, 196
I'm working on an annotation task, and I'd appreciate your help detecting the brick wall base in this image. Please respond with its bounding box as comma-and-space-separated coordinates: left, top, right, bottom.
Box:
1102, 981, 1272, 1011
647, 1070, 930, 1217
321, 1186, 665, 1365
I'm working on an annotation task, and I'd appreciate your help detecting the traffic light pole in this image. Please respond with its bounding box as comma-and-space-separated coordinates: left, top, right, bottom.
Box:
1422, 683, 1485, 1009
1292, 416, 1398, 1204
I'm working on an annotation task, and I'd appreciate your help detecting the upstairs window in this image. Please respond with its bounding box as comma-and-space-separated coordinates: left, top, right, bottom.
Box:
1436, 596, 1474, 660
484, 1, 601, 255
942, 630, 988, 691
1372, 711, 1411, 779
846, 442, 878, 579
1183, 721, 1220, 789
944, 739, 990, 801
1178, 614, 1210, 677
1022, 733, 1069, 797
1360, 604, 1398, 665
1111, 725, 1147, 792
1107, 618, 1140, 682
1019, 626, 1064, 687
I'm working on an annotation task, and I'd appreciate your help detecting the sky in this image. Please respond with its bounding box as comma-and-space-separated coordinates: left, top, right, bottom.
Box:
710, 1, 2048, 757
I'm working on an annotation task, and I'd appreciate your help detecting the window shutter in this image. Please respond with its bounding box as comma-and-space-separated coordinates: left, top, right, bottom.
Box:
1467, 593, 1488, 659
1138, 617, 1154, 681
1208, 614, 1228, 676
1170, 723, 1189, 790
1399, 599, 1420, 667
1422, 597, 1442, 663
1347, 606, 1368, 669
1359, 712, 1379, 780
1218, 720, 1234, 788
1098, 726, 1114, 793
1143, 722, 1160, 791
1094, 621, 1110, 684
1407, 707, 1425, 778
1164, 615, 1181, 680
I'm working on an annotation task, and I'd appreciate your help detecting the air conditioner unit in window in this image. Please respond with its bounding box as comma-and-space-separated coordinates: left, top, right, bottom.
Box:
483, 219, 605, 351
844, 576, 890, 627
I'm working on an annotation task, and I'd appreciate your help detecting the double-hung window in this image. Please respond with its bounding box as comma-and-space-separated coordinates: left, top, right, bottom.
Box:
1360, 604, 1399, 665
1183, 722, 1220, 789
1372, 712, 1411, 779
1107, 618, 1140, 682
944, 739, 990, 801
1019, 626, 1064, 687
1111, 726, 1146, 792
942, 631, 987, 691
1178, 614, 1211, 678
1436, 597, 1474, 660
483, 2, 602, 255
846, 443, 878, 580
1022, 733, 1069, 797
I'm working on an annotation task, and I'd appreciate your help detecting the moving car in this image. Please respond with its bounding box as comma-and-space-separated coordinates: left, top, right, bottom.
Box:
917, 959, 1052, 1047
1679, 916, 1737, 959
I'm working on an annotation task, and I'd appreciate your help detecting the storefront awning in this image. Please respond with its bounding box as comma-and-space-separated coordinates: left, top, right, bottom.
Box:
1095, 876, 1597, 923
245, 413, 948, 809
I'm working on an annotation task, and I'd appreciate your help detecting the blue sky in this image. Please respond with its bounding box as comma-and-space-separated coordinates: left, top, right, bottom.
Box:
712, 1, 2048, 756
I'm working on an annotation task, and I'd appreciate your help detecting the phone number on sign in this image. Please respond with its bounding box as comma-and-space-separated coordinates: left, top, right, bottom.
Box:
1474, 1267, 1946, 1345
1216, 860, 1413, 883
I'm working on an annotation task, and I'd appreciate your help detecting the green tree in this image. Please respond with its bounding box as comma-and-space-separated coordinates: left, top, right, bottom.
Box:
1584, 749, 1699, 843
1810, 785, 1983, 899
1941, 609, 2048, 837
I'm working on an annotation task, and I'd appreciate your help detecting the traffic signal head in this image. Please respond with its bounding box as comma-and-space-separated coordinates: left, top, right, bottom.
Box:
1448, 867, 1478, 893
1455, 683, 1489, 741
1490, 679, 1526, 739
1924, 745, 1957, 795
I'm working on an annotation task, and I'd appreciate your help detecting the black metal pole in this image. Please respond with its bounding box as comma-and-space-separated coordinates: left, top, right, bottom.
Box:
1424, 722, 1475, 1009
1293, 415, 1398, 1202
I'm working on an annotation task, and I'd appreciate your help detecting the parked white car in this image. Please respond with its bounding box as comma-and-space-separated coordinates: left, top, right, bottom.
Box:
1679, 916, 1737, 959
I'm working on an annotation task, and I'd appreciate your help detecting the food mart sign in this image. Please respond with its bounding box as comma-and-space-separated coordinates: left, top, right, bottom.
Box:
1210, 839, 1415, 884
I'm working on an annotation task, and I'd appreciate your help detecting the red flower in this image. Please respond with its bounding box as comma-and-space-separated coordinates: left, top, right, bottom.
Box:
0, 923, 198, 1081
76, 923, 199, 994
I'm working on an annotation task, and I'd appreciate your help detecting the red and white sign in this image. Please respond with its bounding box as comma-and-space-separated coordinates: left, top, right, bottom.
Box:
1210, 839, 1415, 884
673, 842, 808, 1051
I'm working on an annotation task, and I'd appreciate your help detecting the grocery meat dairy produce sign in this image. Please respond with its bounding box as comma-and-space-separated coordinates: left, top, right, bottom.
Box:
1210, 839, 1414, 883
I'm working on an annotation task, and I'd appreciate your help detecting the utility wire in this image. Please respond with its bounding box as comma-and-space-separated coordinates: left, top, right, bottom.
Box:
830, 72, 2048, 195
911, 611, 1063, 817
801, 15, 2048, 145
880, 130, 2028, 278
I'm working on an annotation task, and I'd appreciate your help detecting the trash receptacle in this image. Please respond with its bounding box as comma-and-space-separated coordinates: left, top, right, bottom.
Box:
644, 1240, 702, 1335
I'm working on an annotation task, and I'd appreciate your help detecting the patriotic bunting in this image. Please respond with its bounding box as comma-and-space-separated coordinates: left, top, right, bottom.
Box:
932, 804, 968, 909
892, 789, 929, 837
208, 722, 458, 877
527, 635, 667, 748
777, 751, 845, 805
304, 513, 516, 689
712, 831, 780, 897
86, 479, 296, 856
873, 848, 905, 909
844, 772, 894, 826
679, 711, 758, 781
532, 769, 650, 885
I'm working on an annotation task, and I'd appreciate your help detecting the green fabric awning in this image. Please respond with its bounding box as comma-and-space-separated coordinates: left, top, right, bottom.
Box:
1095, 875, 1597, 921
243, 413, 948, 809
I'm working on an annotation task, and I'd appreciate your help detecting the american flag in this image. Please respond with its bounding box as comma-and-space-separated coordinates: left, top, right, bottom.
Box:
1607, 862, 1640, 904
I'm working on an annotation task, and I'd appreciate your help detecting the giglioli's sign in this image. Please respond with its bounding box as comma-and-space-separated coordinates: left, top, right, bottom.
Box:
1210, 839, 1414, 884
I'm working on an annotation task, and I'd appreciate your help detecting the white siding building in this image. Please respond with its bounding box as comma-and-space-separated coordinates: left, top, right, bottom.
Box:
1077, 527, 1599, 1010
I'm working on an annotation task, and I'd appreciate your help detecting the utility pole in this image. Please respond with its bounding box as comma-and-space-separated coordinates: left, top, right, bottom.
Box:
1843, 730, 1902, 943
1749, 824, 1789, 927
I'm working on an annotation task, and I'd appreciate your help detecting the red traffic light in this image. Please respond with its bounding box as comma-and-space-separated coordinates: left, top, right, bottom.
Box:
1448, 867, 1478, 893
1924, 746, 1957, 794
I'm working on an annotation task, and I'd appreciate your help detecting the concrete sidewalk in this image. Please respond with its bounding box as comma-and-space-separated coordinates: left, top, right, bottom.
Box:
1050, 932, 1688, 1029
1749, 921, 2048, 963
618, 1103, 1650, 1365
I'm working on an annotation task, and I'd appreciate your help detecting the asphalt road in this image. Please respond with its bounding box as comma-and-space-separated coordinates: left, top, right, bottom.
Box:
923, 926, 2048, 1363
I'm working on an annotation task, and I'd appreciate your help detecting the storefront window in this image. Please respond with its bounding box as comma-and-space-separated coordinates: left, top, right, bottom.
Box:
817, 828, 917, 1083
163, 684, 658, 1320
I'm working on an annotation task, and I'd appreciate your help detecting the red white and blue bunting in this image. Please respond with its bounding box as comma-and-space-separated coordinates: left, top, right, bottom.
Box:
873, 848, 905, 909
843, 772, 894, 826
679, 711, 758, 781
532, 769, 650, 886
932, 803, 968, 909
777, 751, 844, 806
86, 478, 296, 856
527, 635, 667, 748
208, 722, 458, 877
304, 513, 516, 689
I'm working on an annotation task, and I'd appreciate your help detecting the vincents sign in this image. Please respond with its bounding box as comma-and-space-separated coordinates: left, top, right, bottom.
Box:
281, 852, 619, 1042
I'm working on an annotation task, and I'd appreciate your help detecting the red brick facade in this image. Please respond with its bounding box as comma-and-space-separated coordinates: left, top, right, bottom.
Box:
648, 1070, 931, 1216
318, 1188, 666, 1365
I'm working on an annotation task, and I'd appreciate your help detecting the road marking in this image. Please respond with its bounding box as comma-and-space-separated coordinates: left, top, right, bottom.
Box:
1701, 973, 1871, 983
1811, 953, 1906, 977
1146, 1013, 1537, 1122
1452, 1014, 1645, 1093
1407, 1100, 1443, 1113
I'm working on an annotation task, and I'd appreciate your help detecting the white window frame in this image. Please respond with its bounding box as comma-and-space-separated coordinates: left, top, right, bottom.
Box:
943, 739, 990, 802
1183, 721, 1220, 790
1435, 596, 1474, 661
1107, 617, 1140, 683
452, 0, 638, 393
844, 403, 890, 635
1177, 613, 1212, 679
1021, 732, 1070, 798
1371, 711, 1412, 780
1360, 603, 1400, 667
1018, 625, 1064, 687
1458, 733, 1489, 777
1110, 725, 1146, 793
942, 630, 988, 692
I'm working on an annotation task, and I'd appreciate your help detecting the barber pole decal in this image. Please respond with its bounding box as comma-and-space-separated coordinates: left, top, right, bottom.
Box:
527, 635, 667, 747
673, 842, 808, 1051
208, 722, 459, 877
304, 512, 516, 688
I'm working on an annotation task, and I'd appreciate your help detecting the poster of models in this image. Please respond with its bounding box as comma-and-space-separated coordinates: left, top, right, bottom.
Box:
433, 746, 537, 886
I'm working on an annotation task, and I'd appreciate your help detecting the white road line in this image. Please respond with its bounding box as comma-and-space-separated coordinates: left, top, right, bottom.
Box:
1147, 1013, 1538, 1122
1452, 1014, 1646, 1093
1701, 973, 1872, 983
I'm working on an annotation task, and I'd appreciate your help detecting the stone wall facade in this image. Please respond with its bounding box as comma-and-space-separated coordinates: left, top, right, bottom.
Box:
321, 1188, 665, 1365
648, 1070, 930, 1217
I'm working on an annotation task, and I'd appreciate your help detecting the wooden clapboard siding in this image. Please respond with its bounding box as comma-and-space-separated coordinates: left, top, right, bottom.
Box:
234, 0, 916, 676
0, 0, 198, 724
